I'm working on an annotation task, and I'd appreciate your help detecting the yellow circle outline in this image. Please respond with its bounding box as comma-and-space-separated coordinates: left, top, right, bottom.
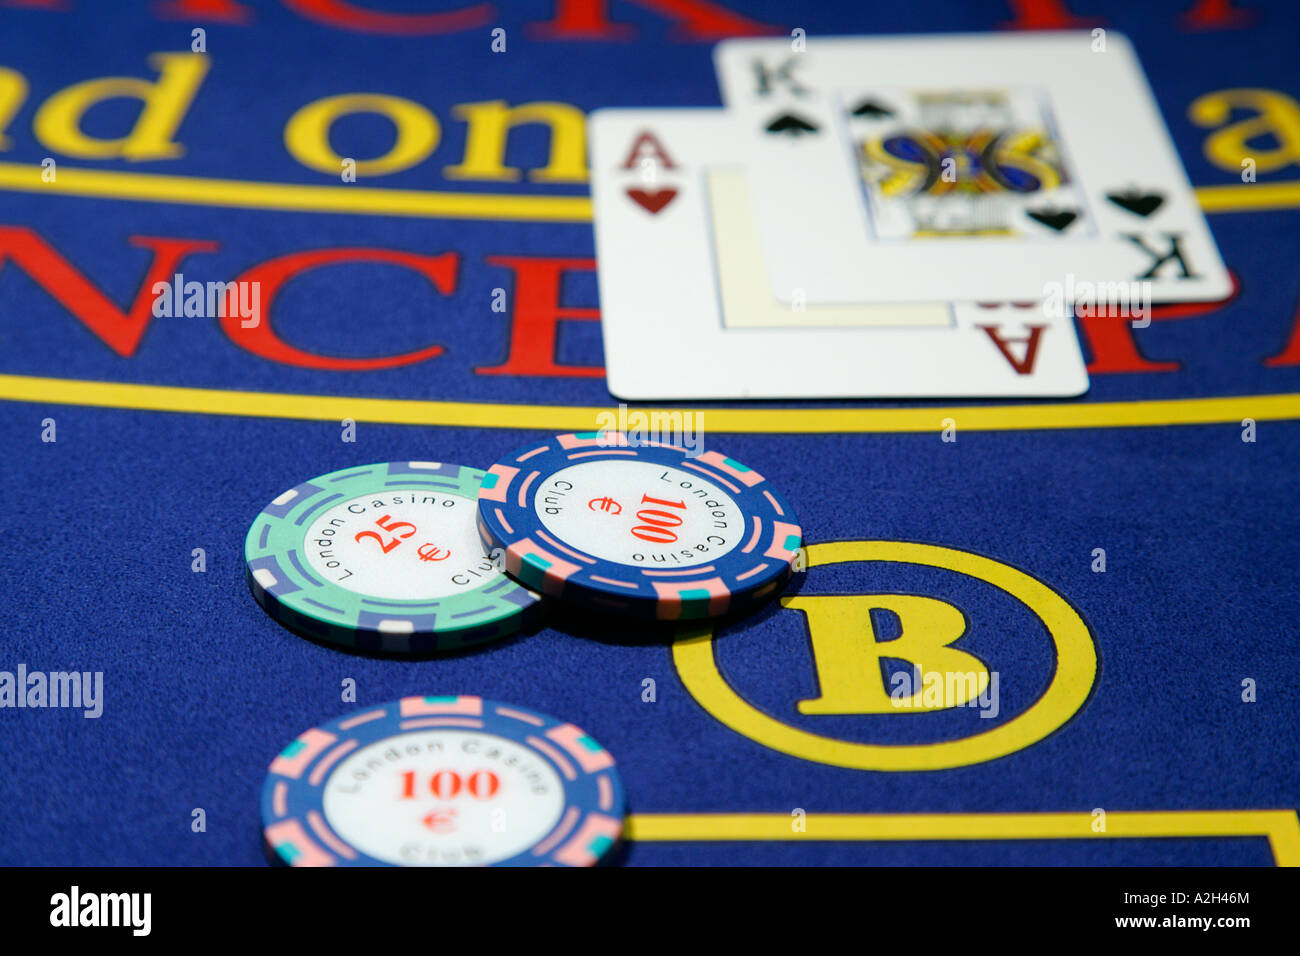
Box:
672, 540, 1098, 771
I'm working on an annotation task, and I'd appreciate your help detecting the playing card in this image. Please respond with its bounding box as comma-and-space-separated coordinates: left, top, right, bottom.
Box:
589, 108, 1089, 400
714, 32, 1233, 305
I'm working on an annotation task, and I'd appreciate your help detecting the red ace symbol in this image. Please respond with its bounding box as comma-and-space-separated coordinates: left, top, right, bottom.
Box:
625, 187, 677, 214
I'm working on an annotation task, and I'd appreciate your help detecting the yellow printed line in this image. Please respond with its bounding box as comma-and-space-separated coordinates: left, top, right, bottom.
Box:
3, 373, 1299, 434
625, 810, 1300, 866
1196, 180, 1300, 213
0, 161, 1293, 219
0, 162, 592, 223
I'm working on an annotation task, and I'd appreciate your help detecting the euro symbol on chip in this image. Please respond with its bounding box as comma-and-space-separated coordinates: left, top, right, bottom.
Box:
588, 496, 622, 515
418, 543, 451, 562
421, 809, 458, 833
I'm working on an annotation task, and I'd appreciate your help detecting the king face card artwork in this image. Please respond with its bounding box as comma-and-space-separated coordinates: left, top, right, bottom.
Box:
714, 32, 1233, 305
848, 87, 1094, 242
588, 108, 1089, 400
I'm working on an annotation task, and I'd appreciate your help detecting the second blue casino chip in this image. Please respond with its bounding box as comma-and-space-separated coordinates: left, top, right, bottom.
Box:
477, 432, 802, 619
261, 695, 625, 867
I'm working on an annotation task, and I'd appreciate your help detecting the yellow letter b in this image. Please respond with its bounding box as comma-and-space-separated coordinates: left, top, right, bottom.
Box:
784, 594, 989, 715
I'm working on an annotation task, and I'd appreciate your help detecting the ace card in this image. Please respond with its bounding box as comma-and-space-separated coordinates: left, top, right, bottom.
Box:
589, 108, 1089, 400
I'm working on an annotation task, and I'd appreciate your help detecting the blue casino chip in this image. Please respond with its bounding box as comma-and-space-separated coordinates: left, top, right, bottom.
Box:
477, 432, 802, 619
261, 696, 626, 867
244, 461, 542, 653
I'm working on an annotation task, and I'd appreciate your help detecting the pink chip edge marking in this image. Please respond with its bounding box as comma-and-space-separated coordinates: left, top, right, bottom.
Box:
514, 469, 539, 510
527, 734, 578, 781
400, 717, 484, 730
652, 578, 730, 619
401, 695, 482, 717
766, 520, 803, 560
494, 705, 546, 727
272, 781, 289, 818
263, 818, 336, 868
570, 448, 638, 460
510, 539, 581, 595
547, 723, 615, 773
761, 487, 792, 518
269, 727, 337, 779
639, 564, 719, 578
558, 432, 628, 450
531, 806, 581, 857
533, 527, 598, 565
553, 814, 623, 867
479, 464, 518, 503
681, 458, 744, 495
308, 738, 360, 787
697, 449, 766, 487
734, 561, 773, 583
338, 708, 389, 731
306, 809, 358, 861
514, 444, 553, 461
588, 574, 641, 590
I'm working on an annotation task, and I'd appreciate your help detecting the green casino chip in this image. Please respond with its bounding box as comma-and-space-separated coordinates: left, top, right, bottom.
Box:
244, 461, 542, 653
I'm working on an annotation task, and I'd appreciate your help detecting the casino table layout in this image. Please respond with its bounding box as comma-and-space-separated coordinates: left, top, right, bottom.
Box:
1, 0, 1298, 868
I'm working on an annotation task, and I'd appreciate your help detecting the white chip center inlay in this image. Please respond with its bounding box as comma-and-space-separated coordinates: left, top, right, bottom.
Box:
323, 730, 566, 866
304, 490, 499, 600
534, 460, 743, 568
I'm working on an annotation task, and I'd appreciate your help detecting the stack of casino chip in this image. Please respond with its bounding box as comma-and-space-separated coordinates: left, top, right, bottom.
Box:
243, 435, 802, 645
244, 434, 800, 866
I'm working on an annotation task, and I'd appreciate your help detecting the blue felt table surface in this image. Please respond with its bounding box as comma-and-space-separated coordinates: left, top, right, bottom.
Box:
0, 0, 1297, 866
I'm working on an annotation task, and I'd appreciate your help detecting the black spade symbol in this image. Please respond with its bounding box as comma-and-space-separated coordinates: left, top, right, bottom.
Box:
1106, 189, 1165, 218
1026, 207, 1079, 232
764, 112, 820, 136
851, 99, 895, 118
